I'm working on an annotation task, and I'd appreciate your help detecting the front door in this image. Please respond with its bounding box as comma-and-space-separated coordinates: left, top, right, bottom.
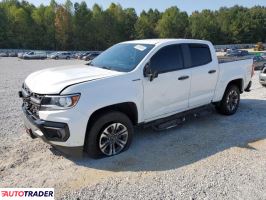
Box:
143, 44, 191, 121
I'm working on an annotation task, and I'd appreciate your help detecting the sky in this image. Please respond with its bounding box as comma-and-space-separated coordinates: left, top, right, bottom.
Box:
27, 0, 266, 14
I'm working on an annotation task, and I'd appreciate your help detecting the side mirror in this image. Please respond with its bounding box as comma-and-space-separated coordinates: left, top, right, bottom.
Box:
144, 61, 158, 81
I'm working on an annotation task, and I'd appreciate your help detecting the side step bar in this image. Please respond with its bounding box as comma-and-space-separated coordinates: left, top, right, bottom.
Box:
141, 105, 211, 131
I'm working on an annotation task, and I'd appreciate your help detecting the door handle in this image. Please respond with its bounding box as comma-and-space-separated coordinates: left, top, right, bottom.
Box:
208, 70, 216, 74
178, 75, 189, 80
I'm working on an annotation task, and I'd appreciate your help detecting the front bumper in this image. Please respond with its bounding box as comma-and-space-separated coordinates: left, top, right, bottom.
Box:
22, 106, 70, 142
22, 106, 85, 156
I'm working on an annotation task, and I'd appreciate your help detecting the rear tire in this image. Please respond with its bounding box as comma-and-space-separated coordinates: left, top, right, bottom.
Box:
84, 111, 133, 158
215, 85, 240, 115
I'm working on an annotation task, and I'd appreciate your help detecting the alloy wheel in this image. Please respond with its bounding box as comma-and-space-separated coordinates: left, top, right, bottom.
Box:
99, 123, 128, 156
226, 90, 239, 112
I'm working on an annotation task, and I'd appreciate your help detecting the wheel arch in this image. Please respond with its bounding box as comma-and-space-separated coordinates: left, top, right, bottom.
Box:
212, 78, 244, 103
226, 78, 244, 93
86, 102, 138, 134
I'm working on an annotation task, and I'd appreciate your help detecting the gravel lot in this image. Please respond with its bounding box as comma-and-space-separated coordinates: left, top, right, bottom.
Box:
0, 57, 266, 199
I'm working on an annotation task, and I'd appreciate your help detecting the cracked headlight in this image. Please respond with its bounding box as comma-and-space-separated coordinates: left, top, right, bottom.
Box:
40, 94, 80, 111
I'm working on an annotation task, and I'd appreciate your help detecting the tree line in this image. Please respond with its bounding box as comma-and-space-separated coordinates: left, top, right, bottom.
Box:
0, 0, 265, 50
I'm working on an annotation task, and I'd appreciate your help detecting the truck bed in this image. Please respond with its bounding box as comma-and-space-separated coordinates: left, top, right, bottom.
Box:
217, 55, 253, 64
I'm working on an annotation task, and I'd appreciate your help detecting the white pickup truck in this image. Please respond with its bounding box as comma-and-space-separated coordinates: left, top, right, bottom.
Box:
19, 39, 254, 158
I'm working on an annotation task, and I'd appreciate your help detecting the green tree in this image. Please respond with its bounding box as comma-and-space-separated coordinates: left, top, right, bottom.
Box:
248, 6, 266, 43
0, 1, 265, 49
54, 0, 73, 50
124, 8, 137, 40
135, 9, 161, 39
189, 10, 223, 44
156, 6, 189, 38
73, 1, 92, 50
0, 6, 8, 48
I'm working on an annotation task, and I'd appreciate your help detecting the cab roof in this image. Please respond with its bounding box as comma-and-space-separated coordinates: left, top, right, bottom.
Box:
122, 38, 211, 46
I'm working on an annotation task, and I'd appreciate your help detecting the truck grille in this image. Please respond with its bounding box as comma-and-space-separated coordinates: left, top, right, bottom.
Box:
22, 83, 43, 119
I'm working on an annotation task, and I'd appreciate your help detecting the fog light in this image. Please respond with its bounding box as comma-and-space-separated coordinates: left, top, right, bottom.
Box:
43, 127, 66, 140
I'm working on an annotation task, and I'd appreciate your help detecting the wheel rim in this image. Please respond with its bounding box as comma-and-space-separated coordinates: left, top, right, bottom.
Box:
99, 123, 128, 156
226, 90, 239, 112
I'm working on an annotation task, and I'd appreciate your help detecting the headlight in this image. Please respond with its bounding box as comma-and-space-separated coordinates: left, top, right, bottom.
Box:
40, 94, 80, 111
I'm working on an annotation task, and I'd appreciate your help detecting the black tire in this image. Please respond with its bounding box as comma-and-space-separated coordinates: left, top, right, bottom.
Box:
84, 111, 133, 158
215, 85, 240, 115
66, 56, 70, 60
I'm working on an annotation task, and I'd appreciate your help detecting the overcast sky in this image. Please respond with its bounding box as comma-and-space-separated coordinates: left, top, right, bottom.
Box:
27, 0, 266, 14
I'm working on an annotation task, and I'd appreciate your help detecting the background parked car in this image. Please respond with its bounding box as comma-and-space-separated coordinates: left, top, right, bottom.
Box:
260, 52, 266, 59
22, 51, 47, 59
253, 56, 266, 70
49, 52, 72, 59
259, 67, 266, 87
78, 52, 90, 59
74, 52, 82, 59
0, 52, 8, 57
18, 52, 26, 58
47, 52, 56, 59
83, 52, 101, 61
225, 49, 249, 57
8, 52, 17, 57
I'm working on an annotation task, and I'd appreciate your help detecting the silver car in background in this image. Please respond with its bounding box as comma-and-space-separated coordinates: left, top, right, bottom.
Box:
259, 67, 266, 87
49, 52, 72, 59
22, 51, 47, 59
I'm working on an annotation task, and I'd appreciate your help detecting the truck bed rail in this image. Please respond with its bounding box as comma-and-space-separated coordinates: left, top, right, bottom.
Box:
218, 55, 253, 64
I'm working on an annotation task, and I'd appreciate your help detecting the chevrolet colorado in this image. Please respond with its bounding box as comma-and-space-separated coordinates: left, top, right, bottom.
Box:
19, 39, 254, 158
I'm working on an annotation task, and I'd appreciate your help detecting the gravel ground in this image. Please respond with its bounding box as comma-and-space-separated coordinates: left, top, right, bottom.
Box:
0, 57, 266, 199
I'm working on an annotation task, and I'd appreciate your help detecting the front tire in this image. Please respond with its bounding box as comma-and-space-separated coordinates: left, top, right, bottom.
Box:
215, 85, 240, 115
84, 111, 133, 158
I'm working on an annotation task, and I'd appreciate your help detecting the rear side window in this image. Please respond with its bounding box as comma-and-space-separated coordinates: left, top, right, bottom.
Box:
150, 45, 183, 74
188, 44, 212, 67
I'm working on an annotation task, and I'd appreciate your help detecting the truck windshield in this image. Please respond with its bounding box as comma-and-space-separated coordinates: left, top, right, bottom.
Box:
90, 43, 154, 72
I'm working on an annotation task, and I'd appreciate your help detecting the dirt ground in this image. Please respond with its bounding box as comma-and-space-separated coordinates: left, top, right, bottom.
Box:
0, 57, 266, 199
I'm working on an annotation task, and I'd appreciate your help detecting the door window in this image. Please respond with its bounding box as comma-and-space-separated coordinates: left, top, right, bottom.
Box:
188, 44, 212, 67
150, 45, 184, 74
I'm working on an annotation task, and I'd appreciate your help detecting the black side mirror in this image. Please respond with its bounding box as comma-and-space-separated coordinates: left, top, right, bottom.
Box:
144, 61, 158, 81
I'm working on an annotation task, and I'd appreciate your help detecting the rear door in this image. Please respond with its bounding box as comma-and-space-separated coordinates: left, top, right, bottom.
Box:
185, 43, 218, 108
143, 44, 191, 120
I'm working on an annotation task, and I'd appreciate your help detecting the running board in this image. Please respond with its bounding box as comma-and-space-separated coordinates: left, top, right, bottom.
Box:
141, 105, 211, 131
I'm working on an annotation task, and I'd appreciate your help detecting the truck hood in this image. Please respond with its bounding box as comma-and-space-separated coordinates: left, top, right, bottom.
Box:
25, 64, 124, 94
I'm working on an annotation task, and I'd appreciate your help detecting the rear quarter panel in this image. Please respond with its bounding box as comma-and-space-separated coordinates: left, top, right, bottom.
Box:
213, 59, 253, 102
